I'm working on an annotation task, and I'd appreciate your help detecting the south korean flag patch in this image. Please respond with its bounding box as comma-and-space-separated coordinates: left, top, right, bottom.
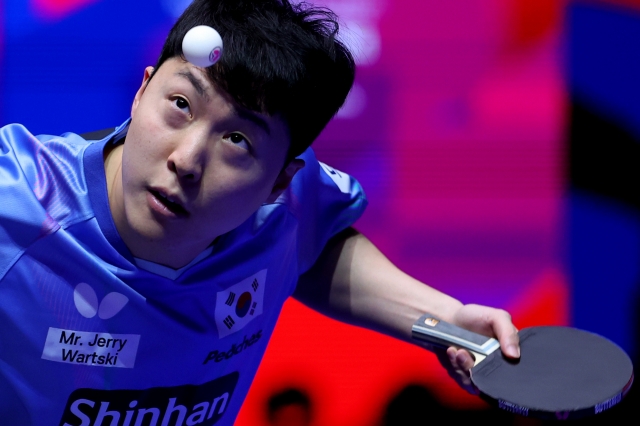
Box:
215, 270, 267, 338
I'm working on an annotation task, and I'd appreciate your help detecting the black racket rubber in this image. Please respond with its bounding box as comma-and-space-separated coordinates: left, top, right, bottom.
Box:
472, 326, 634, 420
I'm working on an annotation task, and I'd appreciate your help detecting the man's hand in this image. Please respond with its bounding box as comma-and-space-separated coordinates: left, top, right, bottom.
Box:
437, 304, 520, 394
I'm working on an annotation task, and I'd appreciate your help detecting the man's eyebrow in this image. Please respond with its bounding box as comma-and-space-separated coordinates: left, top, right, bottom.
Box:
235, 108, 271, 136
175, 69, 271, 136
175, 70, 210, 101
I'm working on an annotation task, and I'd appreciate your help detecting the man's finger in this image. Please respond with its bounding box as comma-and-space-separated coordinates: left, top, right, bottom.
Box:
447, 347, 477, 393
490, 310, 520, 358
454, 348, 475, 371
446, 346, 459, 368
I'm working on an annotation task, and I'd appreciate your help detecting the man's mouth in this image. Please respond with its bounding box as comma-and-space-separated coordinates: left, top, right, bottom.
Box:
150, 190, 188, 217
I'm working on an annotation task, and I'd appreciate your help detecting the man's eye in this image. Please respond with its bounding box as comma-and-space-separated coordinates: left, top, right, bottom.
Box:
174, 97, 190, 112
229, 134, 245, 144
225, 133, 250, 150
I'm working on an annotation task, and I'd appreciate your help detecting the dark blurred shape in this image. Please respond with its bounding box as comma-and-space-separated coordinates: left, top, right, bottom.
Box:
381, 383, 516, 425
381, 384, 446, 425
570, 99, 640, 208
266, 388, 313, 426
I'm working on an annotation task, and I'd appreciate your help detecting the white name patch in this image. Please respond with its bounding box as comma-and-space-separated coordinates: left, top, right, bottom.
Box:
41, 328, 140, 368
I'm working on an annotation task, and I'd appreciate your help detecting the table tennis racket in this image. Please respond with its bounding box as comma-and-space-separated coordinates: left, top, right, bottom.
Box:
411, 314, 634, 420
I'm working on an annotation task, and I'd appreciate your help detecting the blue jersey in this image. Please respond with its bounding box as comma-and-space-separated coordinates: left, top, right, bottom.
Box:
0, 120, 367, 425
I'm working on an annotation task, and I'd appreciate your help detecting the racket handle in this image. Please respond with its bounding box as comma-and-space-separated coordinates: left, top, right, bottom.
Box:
412, 314, 500, 356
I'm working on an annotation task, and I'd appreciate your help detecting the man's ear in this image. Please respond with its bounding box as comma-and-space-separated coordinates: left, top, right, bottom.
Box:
266, 159, 305, 203
131, 66, 155, 118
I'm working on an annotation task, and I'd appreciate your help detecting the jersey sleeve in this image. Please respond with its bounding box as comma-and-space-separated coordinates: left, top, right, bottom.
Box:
0, 124, 92, 279
0, 125, 58, 278
289, 148, 368, 275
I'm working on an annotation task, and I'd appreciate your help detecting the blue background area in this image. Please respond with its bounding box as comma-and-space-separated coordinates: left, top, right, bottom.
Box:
1, 0, 175, 135
569, 3, 640, 139
568, 1, 640, 356
569, 192, 640, 353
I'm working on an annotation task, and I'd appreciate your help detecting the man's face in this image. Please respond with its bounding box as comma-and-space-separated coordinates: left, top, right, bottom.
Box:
107, 58, 303, 268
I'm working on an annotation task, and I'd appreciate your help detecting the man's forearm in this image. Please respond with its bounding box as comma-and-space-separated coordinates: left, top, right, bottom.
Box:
294, 227, 464, 341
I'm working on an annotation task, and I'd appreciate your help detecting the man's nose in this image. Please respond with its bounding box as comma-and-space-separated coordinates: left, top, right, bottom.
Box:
166, 134, 207, 182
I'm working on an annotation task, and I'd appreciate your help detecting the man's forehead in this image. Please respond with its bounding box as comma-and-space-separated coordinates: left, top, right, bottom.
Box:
174, 68, 211, 102
151, 59, 212, 96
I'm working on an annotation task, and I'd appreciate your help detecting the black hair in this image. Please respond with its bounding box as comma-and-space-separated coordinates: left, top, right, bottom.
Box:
154, 0, 355, 163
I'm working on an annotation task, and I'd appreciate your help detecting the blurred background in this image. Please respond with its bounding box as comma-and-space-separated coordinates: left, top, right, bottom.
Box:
1, 0, 638, 424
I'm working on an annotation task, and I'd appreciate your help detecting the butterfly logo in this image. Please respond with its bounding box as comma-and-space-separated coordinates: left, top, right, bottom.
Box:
73, 283, 129, 320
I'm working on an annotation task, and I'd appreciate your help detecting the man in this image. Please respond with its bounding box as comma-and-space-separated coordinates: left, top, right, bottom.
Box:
0, 0, 518, 424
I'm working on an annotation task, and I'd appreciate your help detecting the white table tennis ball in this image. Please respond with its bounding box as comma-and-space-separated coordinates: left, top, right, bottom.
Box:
182, 25, 223, 67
